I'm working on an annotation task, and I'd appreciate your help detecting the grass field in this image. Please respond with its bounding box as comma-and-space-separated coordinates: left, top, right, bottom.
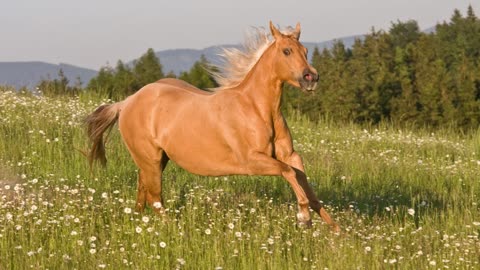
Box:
0, 88, 479, 269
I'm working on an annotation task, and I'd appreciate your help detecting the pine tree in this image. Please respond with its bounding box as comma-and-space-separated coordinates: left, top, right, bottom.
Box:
113, 60, 135, 97
347, 30, 396, 123
390, 44, 420, 123
37, 69, 73, 96
311, 42, 354, 121
179, 55, 217, 89
133, 48, 164, 89
87, 66, 115, 98
413, 35, 451, 126
450, 51, 480, 127
389, 20, 421, 48
165, 71, 177, 78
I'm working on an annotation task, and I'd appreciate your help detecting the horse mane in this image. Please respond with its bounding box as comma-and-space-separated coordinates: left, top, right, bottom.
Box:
211, 26, 296, 90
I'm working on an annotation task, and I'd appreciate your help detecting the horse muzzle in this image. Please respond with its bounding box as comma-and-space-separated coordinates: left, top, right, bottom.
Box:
299, 69, 319, 92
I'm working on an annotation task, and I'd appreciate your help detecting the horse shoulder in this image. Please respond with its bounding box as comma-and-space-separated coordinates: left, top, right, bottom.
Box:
207, 92, 275, 156
272, 114, 295, 160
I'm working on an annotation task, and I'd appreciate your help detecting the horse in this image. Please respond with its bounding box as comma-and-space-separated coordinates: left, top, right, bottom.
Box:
85, 22, 340, 232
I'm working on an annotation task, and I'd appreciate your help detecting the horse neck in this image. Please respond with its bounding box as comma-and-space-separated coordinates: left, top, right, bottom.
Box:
238, 50, 284, 118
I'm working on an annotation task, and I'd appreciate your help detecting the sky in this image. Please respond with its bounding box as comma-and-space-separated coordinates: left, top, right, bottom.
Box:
0, 0, 478, 70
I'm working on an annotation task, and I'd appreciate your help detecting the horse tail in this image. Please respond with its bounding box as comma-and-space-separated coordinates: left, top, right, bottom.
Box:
84, 102, 122, 169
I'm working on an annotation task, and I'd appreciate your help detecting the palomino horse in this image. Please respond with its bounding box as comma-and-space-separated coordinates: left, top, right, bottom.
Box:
85, 22, 340, 232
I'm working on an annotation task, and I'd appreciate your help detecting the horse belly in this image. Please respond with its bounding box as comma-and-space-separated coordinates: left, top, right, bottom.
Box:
169, 147, 240, 176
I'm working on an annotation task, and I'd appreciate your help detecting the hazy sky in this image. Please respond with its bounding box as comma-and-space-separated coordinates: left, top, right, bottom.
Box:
1, 0, 478, 70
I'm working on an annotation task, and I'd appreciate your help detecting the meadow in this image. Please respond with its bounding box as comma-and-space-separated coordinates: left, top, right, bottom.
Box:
0, 88, 479, 269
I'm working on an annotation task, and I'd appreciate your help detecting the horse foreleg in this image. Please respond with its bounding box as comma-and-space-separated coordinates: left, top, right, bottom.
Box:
245, 153, 313, 228
284, 152, 340, 232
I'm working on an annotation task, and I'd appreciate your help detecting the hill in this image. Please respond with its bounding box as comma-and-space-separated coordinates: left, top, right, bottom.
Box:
0, 62, 97, 89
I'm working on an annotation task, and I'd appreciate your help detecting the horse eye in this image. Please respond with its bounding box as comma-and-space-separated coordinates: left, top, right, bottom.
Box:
283, 48, 291, 56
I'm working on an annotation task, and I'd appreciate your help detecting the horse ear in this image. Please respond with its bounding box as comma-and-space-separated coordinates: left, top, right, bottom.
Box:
269, 21, 282, 40
293, 22, 301, 40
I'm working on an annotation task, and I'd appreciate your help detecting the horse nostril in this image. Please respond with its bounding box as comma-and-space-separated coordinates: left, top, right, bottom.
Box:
304, 73, 313, 82
303, 69, 318, 82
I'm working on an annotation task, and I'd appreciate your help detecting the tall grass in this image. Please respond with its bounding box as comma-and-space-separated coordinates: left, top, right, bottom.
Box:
0, 88, 479, 269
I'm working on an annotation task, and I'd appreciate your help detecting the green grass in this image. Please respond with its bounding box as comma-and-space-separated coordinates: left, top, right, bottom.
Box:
0, 88, 479, 269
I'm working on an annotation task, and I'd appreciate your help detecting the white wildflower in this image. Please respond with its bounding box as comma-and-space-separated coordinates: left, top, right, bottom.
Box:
388, 258, 397, 264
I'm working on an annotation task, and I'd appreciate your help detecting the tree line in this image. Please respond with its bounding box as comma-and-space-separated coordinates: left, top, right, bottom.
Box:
85, 49, 218, 100
37, 6, 479, 129
285, 6, 480, 129
37, 48, 218, 100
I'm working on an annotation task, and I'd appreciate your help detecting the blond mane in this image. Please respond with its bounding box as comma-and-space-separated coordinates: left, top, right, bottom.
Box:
211, 26, 296, 90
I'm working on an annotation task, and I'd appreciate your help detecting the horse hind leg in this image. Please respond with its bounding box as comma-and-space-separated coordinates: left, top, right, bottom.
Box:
127, 139, 169, 213
135, 151, 169, 214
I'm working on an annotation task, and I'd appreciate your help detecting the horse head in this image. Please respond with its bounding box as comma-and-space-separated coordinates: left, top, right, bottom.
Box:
269, 21, 318, 92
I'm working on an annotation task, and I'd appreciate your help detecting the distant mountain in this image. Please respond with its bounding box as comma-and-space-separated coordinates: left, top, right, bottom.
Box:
423, 26, 436, 34
150, 46, 227, 75
0, 62, 97, 89
152, 34, 364, 75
